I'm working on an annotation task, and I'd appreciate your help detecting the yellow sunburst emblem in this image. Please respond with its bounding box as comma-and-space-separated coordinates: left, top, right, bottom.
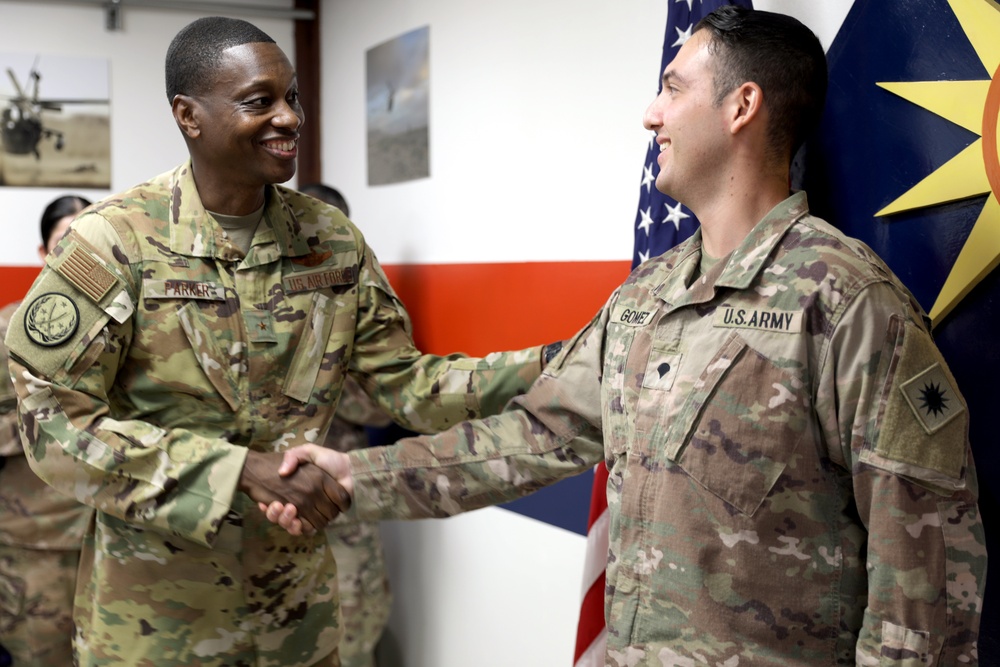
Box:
876, 0, 1000, 325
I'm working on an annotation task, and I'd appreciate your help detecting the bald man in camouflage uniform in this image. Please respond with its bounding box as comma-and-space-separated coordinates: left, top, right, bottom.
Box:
273, 8, 986, 665
4, 17, 549, 667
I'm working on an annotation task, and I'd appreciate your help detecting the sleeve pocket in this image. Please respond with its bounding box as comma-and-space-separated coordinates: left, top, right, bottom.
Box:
877, 620, 930, 666
283, 291, 338, 404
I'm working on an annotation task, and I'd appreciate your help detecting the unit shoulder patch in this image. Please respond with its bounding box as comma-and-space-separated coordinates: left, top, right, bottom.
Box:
862, 317, 968, 487
899, 363, 964, 435
23, 293, 79, 347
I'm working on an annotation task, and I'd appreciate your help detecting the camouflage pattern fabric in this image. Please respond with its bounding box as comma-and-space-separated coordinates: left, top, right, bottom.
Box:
0, 546, 79, 665
348, 192, 986, 665
4, 162, 542, 667
0, 301, 92, 666
324, 379, 393, 667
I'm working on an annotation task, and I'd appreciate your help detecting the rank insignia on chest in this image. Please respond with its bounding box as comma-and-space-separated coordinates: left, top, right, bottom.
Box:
900, 363, 965, 435
244, 309, 278, 344
24, 293, 79, 346
642, 351, 682, 391
714, 306, 802, 333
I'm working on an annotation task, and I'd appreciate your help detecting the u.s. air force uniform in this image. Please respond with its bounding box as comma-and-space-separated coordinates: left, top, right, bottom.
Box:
3, 162, 543, 667
0, 302, 92, 666
345, 193, 985, 665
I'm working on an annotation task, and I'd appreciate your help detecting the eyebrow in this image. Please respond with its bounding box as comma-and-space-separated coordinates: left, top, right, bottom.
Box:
662, 70, 687, 88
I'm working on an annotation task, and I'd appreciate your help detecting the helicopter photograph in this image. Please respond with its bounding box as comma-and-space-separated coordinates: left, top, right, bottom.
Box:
0, 52, 110, 188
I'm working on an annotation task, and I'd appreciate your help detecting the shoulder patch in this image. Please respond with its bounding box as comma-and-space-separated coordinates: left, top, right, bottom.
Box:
862, 317, 968, 487
899, 363, 964, 435
23, 293, 79, 346
56, 244, 116, 303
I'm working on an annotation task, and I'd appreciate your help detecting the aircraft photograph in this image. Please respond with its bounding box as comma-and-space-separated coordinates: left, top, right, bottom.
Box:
0, 52, 110, 188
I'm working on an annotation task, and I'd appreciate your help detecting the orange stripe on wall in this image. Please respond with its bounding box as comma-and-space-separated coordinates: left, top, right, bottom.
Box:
382, 261, 630, 356
0, 260, 631, 354
0, 267, 41, 309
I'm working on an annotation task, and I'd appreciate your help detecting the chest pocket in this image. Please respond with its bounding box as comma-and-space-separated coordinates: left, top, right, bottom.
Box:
178, 300, 240, 412
663, 332, 807, 516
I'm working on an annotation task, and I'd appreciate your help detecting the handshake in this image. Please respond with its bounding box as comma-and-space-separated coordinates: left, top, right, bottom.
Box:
239, 446, 353, 535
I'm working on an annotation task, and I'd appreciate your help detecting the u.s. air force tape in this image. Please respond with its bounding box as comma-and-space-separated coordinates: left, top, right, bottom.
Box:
24, 292, 79, 346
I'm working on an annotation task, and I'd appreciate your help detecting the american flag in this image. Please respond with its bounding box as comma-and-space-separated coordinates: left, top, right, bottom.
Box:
573, 1, 753, 665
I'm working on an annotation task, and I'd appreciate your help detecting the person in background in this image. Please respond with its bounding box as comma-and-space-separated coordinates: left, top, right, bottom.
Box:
269, 7, 986, 665
300, 182, 394, 667
0, 195, 93, 666
4, 17, 557, 667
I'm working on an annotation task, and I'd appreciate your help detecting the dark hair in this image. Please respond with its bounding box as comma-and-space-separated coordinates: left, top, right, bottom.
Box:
300, 183, 350, 218
40, 195, 91, 247
165, 16, 276, 102
695, 6, 827, 163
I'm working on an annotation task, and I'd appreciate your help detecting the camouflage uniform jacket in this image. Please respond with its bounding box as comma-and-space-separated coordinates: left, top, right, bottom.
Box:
4, 162, 543, 667
348, 192, 985, 666
0, 301, 93, 550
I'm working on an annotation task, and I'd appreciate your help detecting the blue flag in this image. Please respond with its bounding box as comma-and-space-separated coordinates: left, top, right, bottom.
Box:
798, 0, 999, 659
632, 0, 753, 270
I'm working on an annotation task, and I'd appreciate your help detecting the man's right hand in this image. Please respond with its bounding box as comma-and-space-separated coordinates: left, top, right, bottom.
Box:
239, 450, 351, 534
257, 445, 353, 536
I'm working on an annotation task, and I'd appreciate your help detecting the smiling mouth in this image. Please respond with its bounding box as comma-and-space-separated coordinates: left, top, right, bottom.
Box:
263, 139, 297, 153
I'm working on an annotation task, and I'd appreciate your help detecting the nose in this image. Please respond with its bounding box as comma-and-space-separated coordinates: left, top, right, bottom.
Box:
643, 91, 664, 132
274, 99, 304, 130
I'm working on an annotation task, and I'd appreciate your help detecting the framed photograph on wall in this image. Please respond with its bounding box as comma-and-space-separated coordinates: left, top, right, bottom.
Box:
0, 52, 111, 188
366, 26, 430, 186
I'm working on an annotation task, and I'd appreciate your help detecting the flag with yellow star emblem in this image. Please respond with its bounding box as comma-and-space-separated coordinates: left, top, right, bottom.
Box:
797, 0, 1000, 659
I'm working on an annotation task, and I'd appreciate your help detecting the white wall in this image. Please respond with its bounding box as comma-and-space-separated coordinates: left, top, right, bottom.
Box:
0, 0, 295, 265
321, 0, 670, 266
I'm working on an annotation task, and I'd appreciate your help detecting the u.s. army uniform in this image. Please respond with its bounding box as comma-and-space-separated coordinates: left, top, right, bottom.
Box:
4, 162, 542, 667
0, 302, 93, 666
347, 193, 985, 665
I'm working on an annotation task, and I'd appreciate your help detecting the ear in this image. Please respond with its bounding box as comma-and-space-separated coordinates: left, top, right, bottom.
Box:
728, 81, 764, 135
172, 94, 201, 139
37, 243, 48, 264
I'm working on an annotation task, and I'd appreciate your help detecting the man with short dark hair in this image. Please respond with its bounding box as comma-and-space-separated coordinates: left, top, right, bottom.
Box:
5, 16, 550, 667
271, 7, 986, 664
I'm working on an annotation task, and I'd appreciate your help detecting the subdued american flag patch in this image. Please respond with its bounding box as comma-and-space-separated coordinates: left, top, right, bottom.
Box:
56, 245, 116, 304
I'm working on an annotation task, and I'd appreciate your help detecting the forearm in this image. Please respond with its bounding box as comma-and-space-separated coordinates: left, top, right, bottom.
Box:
853, 462, 984, 663
349, 407, 601, 521
13, 356, 247, 548
350, 319, 606, 520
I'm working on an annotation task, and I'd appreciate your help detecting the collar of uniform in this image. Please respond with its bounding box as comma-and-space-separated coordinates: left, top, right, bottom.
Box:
252, 185, 312, 261
713, 190, 810, 290
649, 191, 809, 307
166, 162, 311, 260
